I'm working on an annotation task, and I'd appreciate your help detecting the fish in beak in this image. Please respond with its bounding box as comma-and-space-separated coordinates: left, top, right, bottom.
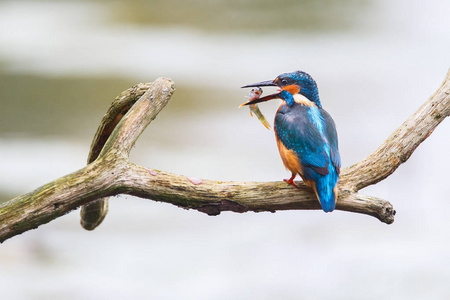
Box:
240, 79, 281, 107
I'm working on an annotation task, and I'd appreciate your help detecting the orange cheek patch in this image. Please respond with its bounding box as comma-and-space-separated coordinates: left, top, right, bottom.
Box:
282, 84, 300, 95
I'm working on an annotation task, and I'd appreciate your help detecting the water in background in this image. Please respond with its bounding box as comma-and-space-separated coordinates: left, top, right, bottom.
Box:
0, 0, 449, 299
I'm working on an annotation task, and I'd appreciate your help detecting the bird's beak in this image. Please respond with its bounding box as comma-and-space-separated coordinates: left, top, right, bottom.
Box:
239, 92, 281, 107
241, 80, 276, 88
240, 79, 280, 107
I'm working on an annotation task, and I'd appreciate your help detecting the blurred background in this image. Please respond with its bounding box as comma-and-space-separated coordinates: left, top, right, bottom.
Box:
0, 0, 449, 299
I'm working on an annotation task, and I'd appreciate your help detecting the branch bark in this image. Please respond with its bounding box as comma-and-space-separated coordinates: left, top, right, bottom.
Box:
340, 70, 450, 190
1, 70, 449, 243
80, 82, 161, 230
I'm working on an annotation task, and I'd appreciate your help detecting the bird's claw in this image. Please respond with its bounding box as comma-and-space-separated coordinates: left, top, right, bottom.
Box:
283, 177, 298, 188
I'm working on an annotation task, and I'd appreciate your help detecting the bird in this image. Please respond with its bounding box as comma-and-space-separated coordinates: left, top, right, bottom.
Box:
240, 71, 341, 212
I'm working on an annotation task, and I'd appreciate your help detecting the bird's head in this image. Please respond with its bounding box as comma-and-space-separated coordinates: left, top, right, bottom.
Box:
240, 71, 321, 107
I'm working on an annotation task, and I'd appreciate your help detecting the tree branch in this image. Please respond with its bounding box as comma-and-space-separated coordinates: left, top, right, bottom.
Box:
340, 70, 450, 191
80, 81, 173, 230
1, 70, 449, 243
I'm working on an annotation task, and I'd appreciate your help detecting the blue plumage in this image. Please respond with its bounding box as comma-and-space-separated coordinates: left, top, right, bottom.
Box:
242, 70, 341, 212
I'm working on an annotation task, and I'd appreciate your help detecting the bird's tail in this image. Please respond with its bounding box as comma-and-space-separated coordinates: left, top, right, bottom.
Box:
312, 172, 338, 213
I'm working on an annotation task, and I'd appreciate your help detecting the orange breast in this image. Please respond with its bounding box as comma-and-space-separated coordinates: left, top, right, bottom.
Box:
276, 137, 303, 178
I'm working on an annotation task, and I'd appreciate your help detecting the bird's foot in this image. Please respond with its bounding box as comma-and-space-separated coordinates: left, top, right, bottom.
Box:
283, 175, 298, 188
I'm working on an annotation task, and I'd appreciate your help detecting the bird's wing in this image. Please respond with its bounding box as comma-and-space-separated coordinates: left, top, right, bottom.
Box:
275, 105, 330, 177
321, 108, 341, 174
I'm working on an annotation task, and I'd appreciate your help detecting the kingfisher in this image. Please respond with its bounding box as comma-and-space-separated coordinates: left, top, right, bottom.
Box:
240, 71, 341, 212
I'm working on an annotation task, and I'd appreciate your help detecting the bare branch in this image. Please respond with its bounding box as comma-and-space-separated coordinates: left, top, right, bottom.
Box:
341, 69, 450, 191
1, 69, 448, 243
1, 77, 175, 241
80, 80, 174, 230
119, 164, 395, 223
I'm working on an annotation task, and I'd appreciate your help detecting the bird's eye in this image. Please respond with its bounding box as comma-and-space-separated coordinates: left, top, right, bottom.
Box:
281, 79, 288, 85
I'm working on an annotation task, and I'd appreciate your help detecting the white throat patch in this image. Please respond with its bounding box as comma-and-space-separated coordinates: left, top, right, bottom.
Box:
293, 94, 316, 107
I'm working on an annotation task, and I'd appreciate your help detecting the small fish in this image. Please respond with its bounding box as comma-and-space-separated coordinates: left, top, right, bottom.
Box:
247, 87, 271, 130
